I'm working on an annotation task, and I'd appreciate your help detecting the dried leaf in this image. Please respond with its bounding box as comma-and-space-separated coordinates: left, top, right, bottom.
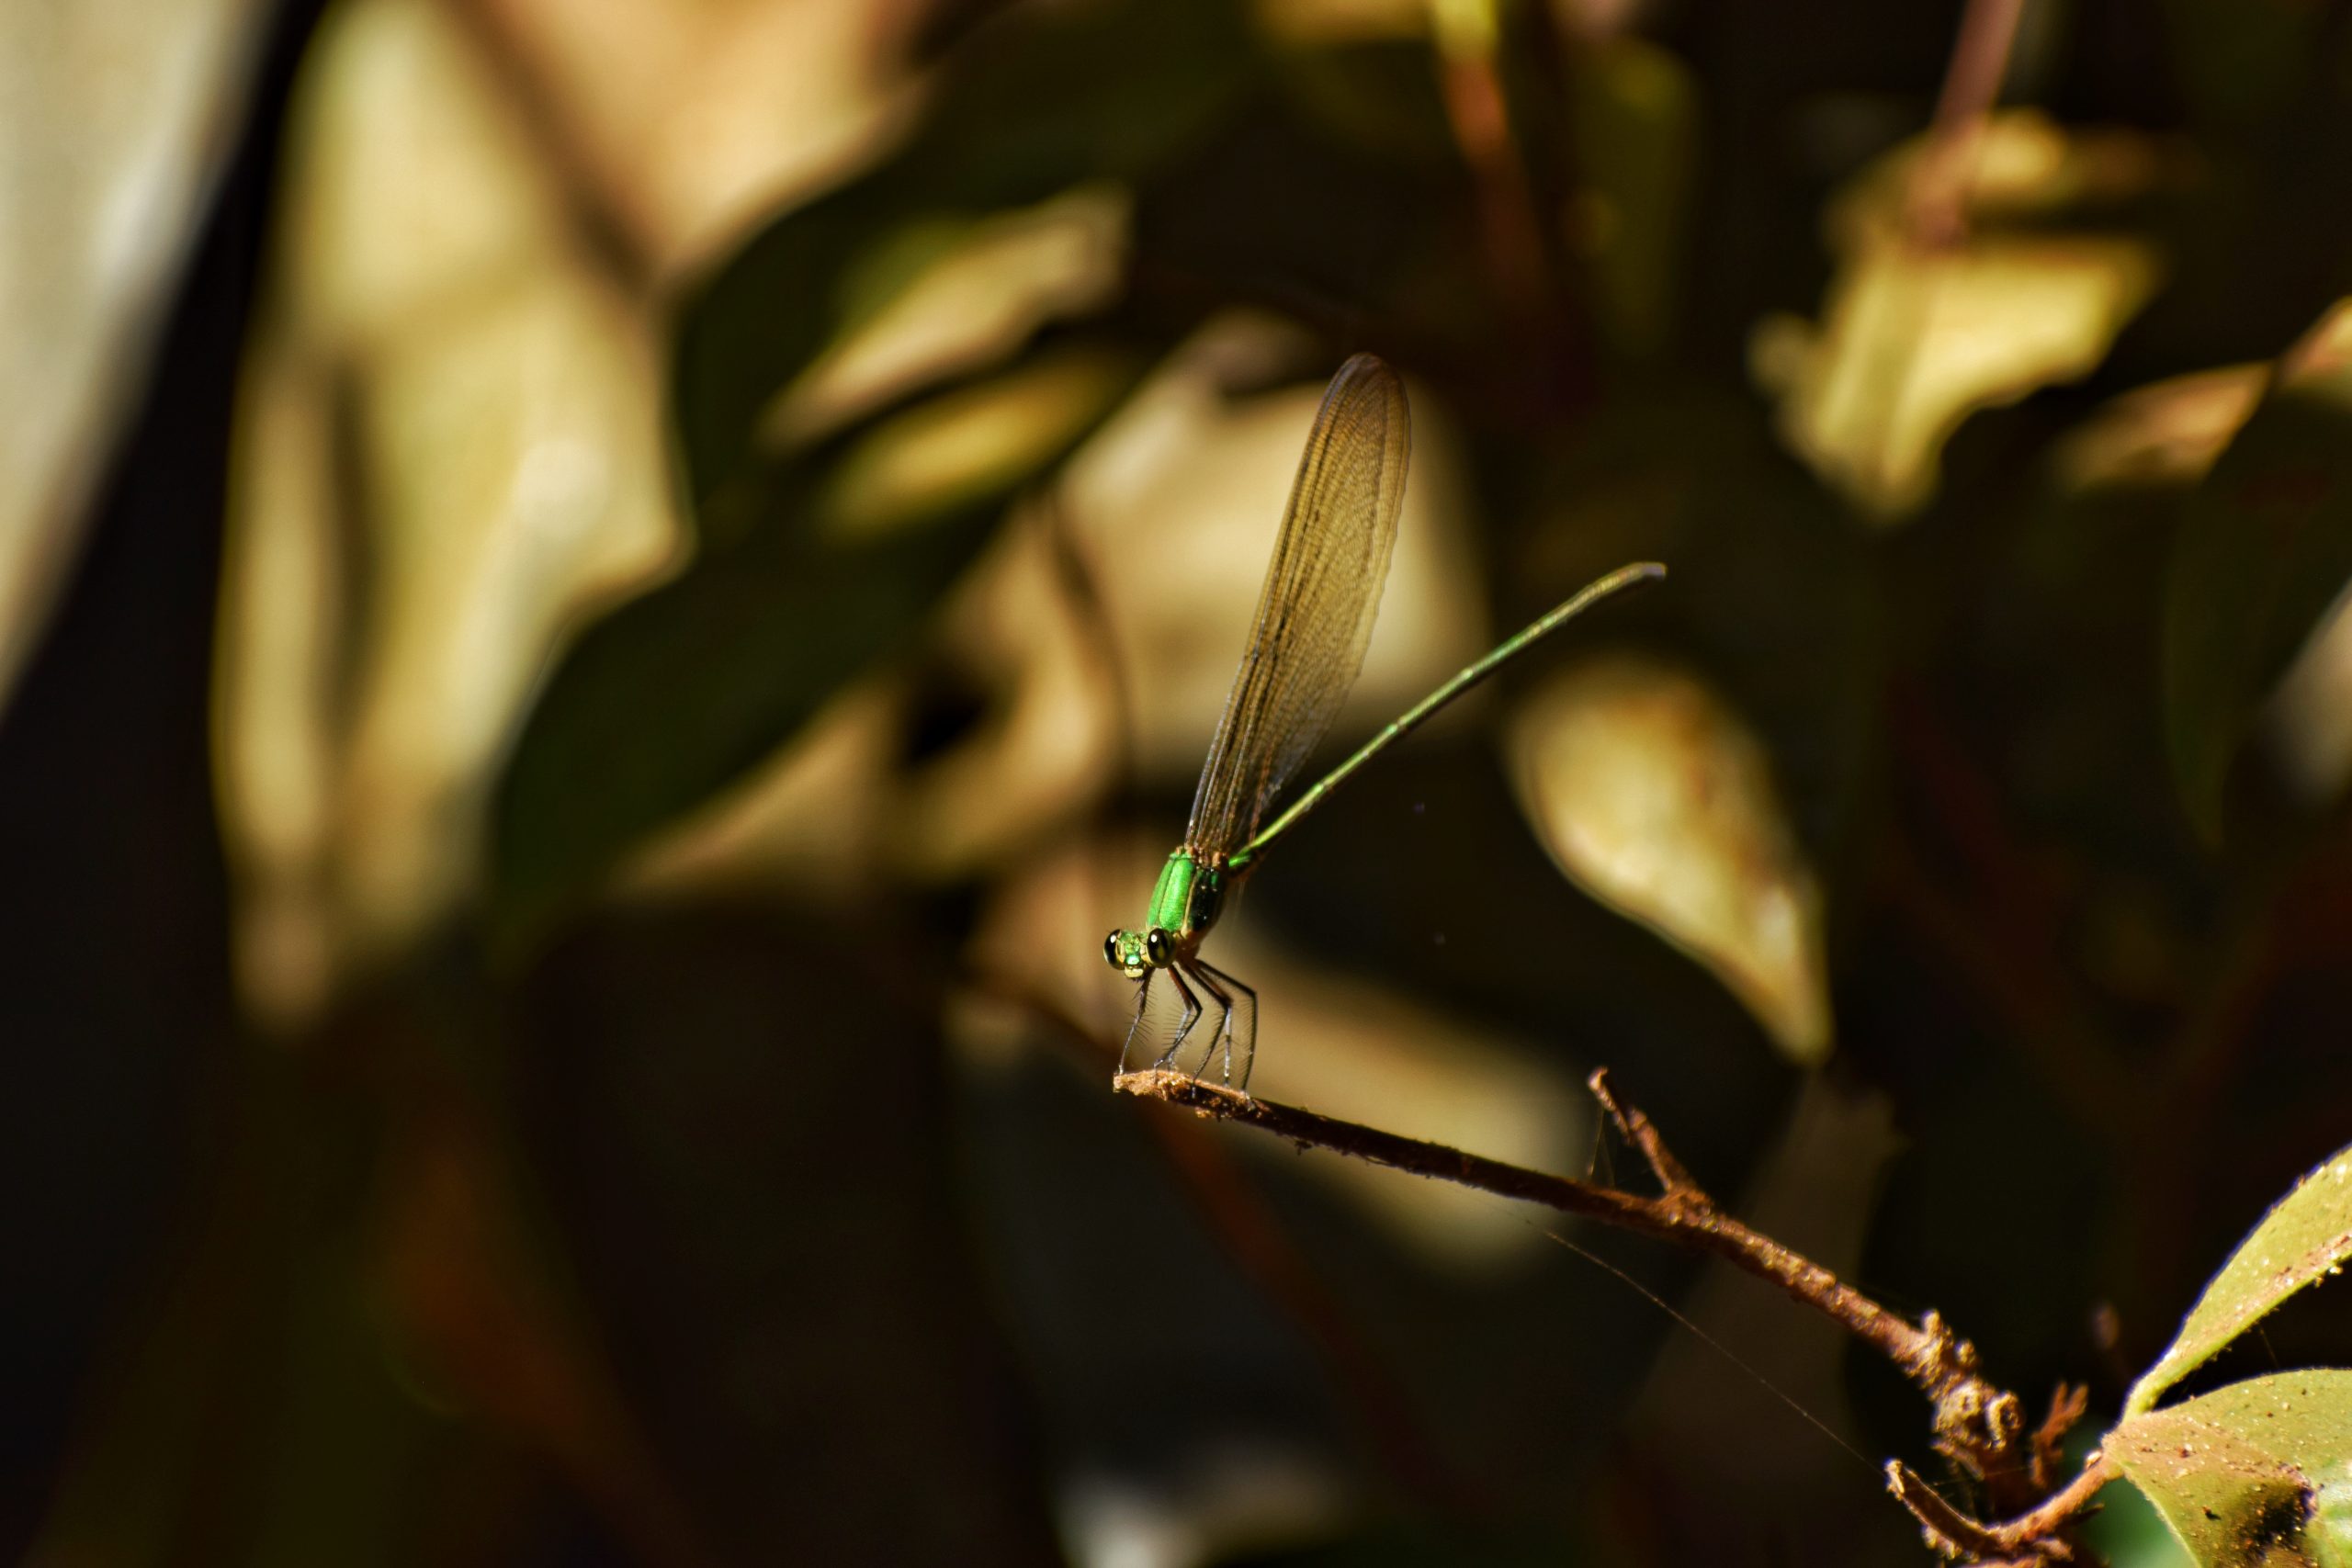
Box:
2128, 1144, 2352, 1414
1508, 656, 1833, 1065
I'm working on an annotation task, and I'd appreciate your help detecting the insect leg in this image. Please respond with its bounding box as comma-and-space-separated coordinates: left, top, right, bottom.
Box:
1117, 971, 1154, 1076
1184, 961, 1240, 1087
1150, 965, 1204, 1072
1195, 960, 1259, 1094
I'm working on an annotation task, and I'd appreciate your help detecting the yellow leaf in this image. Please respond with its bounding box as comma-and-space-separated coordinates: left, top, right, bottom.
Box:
1509, 657, 1832, 1065
1753, 110, 2166, 522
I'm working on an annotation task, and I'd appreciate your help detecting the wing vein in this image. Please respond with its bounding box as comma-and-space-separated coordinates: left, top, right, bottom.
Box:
1183, 355, 1409, 858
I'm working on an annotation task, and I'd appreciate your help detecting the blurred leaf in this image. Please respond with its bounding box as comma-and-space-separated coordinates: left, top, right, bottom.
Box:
1536, 389, 1882, 868
2110, 1371, 2352, 1568
673, 0, 1255, 536
219, 0, 681, 1029
1753, 111, 2166, 522
1565, 37, 1698, 360
2264, 582, 2352, 813
490, 346, 1143, 935
1507, 655, 1833, 1065
814, 344, 1138, 540
771, 182, 1133, 446
0, 0, 270, 711
490, 0, 1265, 932
2165, 300, 2352, 839
2054, 367, 2266, 496
2127, 1139, 2352, 1415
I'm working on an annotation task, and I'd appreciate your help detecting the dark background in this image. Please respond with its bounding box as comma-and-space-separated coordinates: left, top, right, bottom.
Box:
7, 0, 2352, 1563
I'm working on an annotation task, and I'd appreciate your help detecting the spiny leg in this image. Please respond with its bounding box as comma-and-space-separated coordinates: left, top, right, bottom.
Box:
1183, 961, 1239, 1088
1148, 965, 1204, 1072
1117, 970, 1155, 1075
1194, 959, 1259, 1094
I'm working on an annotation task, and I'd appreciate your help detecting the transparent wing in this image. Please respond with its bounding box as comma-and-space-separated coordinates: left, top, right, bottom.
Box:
1183, 354, 1408, 857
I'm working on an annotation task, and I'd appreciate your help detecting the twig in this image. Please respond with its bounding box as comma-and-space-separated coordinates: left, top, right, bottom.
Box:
1114, 1066, 2109, 1561
1589, 1066, 1699, 1196
1119, 1072, 1994, 1433
1429, 0, 1552, 333
1890, 1449, 2113, 1563
1907, 0, 2030, 247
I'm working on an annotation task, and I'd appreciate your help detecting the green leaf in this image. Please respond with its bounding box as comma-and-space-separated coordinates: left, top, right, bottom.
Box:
492, 1, 1254, 936
488, 347, 1145, 938
673, 0, 1254, 536
2109, 1370, 2352, 1567
2164, 301, 2352, 840
2127, 1141, 2352, 1415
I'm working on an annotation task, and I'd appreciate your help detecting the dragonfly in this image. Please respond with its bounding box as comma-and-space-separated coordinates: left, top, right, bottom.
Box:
1104, 352, 1664, 1090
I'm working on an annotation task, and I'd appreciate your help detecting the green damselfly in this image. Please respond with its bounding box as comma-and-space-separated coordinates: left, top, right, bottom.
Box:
1104, 353, 1663, 1089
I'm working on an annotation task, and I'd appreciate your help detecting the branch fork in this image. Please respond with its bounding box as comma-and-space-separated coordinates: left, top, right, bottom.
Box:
1112, 1066, 2112, 1563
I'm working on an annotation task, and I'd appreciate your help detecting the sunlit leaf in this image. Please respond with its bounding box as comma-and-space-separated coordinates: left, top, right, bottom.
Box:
2265, 589, 2352, 814
2164, 300, 2352, 839
1752, 111, 2166, 522
813, 345, 1139, 541
489, 0, 1272, 933
218, 0, 680, 1029
673, 0, 1255, 536
2128, 1141, 2352, 1414
416, 2, 906, 276
2110, 1371, 2352, 1568
767, 183, 1132, 446
0, 0, 270, 711
2054, 367, 2266, 496
484, 1, 1263, 932
489, 351, 1145, 938
1507, 656, 1833, 1065
2109, 1399, 2311, 1568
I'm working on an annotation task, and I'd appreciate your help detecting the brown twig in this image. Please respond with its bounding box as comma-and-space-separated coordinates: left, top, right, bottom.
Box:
1114, 1066, 2109, 1562
1889, 1449, 2113, 1563
1589, 1066, 1700, 1197
1430, 1, 1551, 324
1907, 0, 2030, 247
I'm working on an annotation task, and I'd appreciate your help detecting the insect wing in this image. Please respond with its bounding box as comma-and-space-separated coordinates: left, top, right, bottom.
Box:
1183, 354, 1409, 857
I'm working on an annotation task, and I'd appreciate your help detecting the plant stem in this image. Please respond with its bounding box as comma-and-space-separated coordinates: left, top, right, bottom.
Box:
1114, 1065, 2108, 1562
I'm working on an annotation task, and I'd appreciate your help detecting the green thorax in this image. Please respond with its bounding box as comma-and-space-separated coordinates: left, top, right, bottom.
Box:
1148, 849, 1226, 940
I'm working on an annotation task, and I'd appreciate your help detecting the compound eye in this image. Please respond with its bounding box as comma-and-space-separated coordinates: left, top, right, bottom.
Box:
1145, 928, 1171, 965
1103, 931, 1123, 968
